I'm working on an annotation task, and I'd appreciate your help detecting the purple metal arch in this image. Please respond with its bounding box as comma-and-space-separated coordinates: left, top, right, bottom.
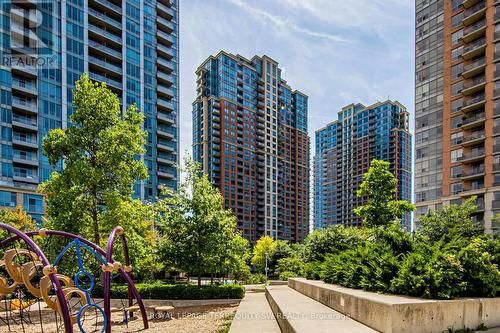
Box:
0, 224, 73, 333
1, 229, 149, 332
103, 227, 148, 333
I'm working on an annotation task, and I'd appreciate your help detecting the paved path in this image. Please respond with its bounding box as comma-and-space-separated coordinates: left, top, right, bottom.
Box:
228, 290, 281, 333
266, 285, 377, 333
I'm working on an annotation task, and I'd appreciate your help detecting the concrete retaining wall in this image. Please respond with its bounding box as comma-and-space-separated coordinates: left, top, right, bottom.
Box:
288, 278, 500, 333
102, 298, 241, 308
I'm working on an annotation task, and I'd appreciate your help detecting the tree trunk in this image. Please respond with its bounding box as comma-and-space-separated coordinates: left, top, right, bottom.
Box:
210, 273, 213, 285
197, 274, 201, 287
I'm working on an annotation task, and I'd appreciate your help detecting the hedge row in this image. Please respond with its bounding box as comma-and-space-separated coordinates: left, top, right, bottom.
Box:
94, 283, 245, 300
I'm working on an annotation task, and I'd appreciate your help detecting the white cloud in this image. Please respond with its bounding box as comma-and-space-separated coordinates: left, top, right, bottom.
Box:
225, 0, 349, 43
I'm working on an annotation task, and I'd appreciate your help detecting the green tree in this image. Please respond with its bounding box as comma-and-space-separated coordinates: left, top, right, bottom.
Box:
40, 73, 148, 246
156, 156, 246, 286
416, 197, 483, 243
354, 159, 415, 227
251, 236, 277, 273
0, 207, 36, 238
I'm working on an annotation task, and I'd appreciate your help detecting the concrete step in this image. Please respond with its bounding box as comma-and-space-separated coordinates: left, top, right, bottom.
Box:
229, 291, 281, 333
266, 285, 378, 333
268, 280, 288, 286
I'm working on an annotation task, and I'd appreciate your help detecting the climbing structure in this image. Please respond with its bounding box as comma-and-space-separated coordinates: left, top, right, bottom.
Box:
0, 223, 149, 333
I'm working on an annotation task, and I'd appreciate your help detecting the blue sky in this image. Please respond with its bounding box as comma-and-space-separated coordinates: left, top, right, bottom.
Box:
178, 0, 415, 163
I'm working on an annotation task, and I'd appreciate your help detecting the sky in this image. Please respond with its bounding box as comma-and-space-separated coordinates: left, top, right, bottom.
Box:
178, 0, 415, 165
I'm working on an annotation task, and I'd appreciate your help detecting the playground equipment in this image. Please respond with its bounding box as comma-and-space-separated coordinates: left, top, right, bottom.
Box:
0, 223, 149, 333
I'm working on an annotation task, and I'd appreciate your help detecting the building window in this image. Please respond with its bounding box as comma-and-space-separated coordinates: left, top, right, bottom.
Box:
0, 191, 16, 207
23, 194, 43, 213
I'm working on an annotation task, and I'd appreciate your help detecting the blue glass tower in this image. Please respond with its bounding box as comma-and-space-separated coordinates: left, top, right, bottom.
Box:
314, 100, 412, 230
0, 0, 179, 222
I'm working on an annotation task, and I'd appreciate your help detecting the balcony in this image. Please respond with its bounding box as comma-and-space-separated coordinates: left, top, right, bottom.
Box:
10, 23, 37, 45
157, 16, 174, 33
157, 155, 176, 166
88, 8, 122, 30
88, 40, 122, 61
11, 78, 37, 97
463, 0, 483, 8
11, 64, 37, 78
157, 98, 174, 112
158, 85, 174, 98
88, 56, 122, 76
88, 24, 122, 45
157, 29, 174, 46
12, 134, 37, 149
157, 43, 174, 59
461, 182, 485, 194
91, 0, 121, 15
157, 126, 175, 140
12, 97, 37, 114
462, 75, 486, 95
157, 57, 174, 73
89, 72, 122, 90
158, 170, 175, 180
157, 1, 174, 19
462, 93, 486, 113
13, 153, 38, 167
462, 112, 485, 129
463, 2, 486, 27
462, 37, 487, 60
461, 166, 485, 180
462, 131, 485, 146
157, 112, 176, 124
458, 148, 485, 163
12, 115, 37, 131
462, 57, 486, 78
157, 142, 175, 152
13, 173, 39, 184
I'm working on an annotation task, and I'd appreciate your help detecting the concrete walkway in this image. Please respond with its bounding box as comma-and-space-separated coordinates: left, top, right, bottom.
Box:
266, 285, 378, 333
228, 290, 281, 333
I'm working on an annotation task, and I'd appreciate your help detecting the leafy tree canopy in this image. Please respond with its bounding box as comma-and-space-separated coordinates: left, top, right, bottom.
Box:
354, 159, 415, 227
416, 196, 483, 244
156, 156, 247, 286
40, 73, 148, 246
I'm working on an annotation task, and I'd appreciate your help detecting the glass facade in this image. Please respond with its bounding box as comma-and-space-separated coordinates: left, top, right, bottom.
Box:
315, 101, 412, 230
0, 0, 179, 219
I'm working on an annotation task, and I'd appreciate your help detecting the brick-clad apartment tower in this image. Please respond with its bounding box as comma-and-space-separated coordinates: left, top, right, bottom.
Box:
192, 51, 310, 242
314, 101, 412, 230
415, 0, 500, 233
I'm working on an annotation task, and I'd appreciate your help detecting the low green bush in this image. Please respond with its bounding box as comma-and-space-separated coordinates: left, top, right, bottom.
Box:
307, 204, 500, 299
96, 283, 245, 300
244, 273, 268, 285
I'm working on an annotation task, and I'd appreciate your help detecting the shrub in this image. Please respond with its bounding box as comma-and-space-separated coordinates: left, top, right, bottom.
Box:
244, 273, 268, 285
303, 261, 322, 280
303, 225, 366, 262
97, 283, 245, 300
391, 242, 466, 299
458, 239, 500, 297
320, 242, 400, 292
278, 271, 300, 281
276, 256, 305, 279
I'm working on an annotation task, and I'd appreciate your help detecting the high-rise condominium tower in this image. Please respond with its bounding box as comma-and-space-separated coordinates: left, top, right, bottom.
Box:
415, 0, 500, 233
192, 51, 310, 242
315, 101, 412, 230
0, 0, 179, 221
